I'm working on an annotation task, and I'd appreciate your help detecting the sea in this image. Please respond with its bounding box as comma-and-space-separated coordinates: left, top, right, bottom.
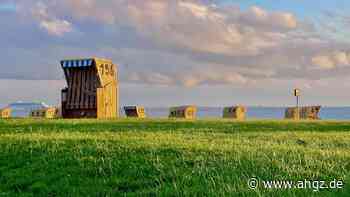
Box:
132, 107, 350, 120
3, 102, 350, 120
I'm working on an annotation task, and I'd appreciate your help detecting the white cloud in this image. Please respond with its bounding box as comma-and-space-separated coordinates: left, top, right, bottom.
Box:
39, 19, 72, 36
311, 55, 336, 70
127, 67, 249, 88
179, 1, 209, 19
19, 1, 73, 36
333, 51, 349, 66
311, 50, 350, 70
5, 0, 350, 88
20, 1, 298, 56
241, 6, 298, 30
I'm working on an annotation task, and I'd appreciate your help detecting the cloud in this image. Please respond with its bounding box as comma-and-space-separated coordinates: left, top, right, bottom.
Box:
179, 1, 211, 19
311, 51, 350, 70
19, 2, 73, 36
18, 0, 296, 56
39, 20, 72, 36
1, 0, 350, 88
118, 1, 298, 57
311, 55, 336, 70
241, 6, 297, 30
127, 69, 248, 88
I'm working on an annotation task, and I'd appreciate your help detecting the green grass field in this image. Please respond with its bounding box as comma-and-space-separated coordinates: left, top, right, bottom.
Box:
0, 119, 350, 196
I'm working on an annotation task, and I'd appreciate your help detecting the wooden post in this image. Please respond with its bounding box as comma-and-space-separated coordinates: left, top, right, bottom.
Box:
294, 88, 301, 120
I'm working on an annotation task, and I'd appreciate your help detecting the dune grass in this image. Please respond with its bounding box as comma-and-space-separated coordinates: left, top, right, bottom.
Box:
0, 119, 349, 196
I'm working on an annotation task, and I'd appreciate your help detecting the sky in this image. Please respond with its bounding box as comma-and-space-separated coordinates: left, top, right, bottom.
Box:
1, 0, 350, 107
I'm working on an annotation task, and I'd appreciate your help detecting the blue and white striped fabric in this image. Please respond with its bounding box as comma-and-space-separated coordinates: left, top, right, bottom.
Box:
61, 59, 94, 68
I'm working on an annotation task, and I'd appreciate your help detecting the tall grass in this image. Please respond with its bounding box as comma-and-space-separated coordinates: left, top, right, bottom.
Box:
0, 119, 349, 196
